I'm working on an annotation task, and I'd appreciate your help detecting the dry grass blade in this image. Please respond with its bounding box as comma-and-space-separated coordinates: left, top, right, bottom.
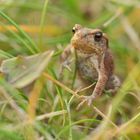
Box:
120, 15, 140, 52
75, 82, 96, 93
43, 72, 118, 129
87, 105, 117, 140
36, 110, 67, 121
43, 72, 81, 98
27, 80, 43, 122
111, 112, 140, 137
103, 8, 123, 27
92, 105, 118, 129
0, 86, 26, 119
0, 25, 63, 35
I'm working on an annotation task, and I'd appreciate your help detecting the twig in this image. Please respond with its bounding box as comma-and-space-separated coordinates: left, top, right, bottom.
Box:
43, 72, 81, 98
75, 82, 96, 93
92, 105, 118, 129
43, 72, 118, 129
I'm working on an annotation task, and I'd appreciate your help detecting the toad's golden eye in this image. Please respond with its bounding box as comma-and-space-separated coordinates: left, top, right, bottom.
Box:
94, 31, 102, 42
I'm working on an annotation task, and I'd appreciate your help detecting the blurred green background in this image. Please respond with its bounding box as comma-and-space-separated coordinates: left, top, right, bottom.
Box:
0, 0, 140, 140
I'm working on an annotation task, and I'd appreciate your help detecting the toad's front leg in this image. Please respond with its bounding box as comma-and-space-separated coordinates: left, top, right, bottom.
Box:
59, 44, 74, 77
77, 66, 108, 108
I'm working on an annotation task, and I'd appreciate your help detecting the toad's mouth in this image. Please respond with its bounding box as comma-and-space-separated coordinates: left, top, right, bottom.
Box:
72, 43, 102, 54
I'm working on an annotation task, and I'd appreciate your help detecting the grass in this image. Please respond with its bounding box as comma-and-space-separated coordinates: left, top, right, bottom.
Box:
0, 11, 39, 54
0, 0, 140, 140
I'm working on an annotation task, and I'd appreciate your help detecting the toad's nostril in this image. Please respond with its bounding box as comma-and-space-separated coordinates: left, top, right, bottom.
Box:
72, 27, 75, 34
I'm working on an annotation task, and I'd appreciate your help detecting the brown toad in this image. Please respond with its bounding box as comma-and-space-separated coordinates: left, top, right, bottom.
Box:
61, 24, 120, 106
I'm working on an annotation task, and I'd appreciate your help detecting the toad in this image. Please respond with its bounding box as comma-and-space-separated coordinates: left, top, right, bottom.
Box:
61, 24, 120, 107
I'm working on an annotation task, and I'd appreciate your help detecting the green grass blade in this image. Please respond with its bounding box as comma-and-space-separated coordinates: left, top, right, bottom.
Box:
0, 129, 23, 140
56, 118, 100, 139
0, 21, 35, 54
67, 102, 72, 140
0, 49, 14, 59
0, 11, 39, 54
0, 76, 27, 110
48, 68, 66, 125
39, 0, 49, 49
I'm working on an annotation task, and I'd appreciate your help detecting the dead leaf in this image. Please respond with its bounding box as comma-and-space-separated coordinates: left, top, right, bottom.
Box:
0, 50, 54, 88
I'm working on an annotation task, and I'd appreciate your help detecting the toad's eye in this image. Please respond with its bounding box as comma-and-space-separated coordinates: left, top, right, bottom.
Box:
94, 31, 102, 42
72, 27, 76, 34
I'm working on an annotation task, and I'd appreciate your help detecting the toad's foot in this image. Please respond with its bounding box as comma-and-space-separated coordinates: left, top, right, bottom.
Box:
61, 58, 73, 72
59, 58, 73, 79
76, 95, 96, 110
